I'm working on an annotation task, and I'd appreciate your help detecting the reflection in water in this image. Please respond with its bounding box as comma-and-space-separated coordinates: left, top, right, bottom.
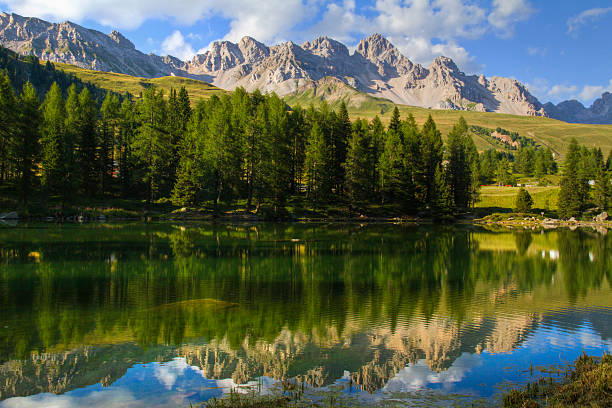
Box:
0, 223, 611, 406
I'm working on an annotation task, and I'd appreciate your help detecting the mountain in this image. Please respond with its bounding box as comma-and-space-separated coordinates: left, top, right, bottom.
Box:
186, 33, 547, 117
0, 11, 188, 77
0, 11, 607, 124
544, 92, 612, 124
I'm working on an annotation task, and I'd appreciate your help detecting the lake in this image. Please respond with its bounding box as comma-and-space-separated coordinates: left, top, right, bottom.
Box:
0, 222, 610, 407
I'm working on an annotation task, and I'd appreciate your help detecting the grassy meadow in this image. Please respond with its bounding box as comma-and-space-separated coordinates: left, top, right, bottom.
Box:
476, 185, 560, 212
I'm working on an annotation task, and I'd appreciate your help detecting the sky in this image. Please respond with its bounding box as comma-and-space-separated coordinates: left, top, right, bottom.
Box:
1, 0, 611, 106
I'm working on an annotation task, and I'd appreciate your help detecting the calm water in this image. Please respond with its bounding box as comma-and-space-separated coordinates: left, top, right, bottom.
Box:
0, 222, 610, 407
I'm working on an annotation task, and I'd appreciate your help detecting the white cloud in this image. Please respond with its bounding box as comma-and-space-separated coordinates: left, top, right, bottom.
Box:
161, 30, 195, 60
488, 0, 534, 38
542, 79, 612, 105
527, 46, 547, 57
578, 79, 612, 102
567, 7, 612, 35
547, 84, 578, 98
154, 358, 188, 390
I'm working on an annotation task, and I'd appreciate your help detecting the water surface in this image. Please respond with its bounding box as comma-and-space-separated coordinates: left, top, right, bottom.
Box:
0, 223, 610, 407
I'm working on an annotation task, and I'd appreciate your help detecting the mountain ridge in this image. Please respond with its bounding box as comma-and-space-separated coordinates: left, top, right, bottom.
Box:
1, 12, 611, 124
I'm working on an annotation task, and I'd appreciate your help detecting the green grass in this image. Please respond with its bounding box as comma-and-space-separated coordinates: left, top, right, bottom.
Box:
54, 62, 227, 104
52, 63, 612, 156
503, 352, 612, 408
476, 185, 560, 212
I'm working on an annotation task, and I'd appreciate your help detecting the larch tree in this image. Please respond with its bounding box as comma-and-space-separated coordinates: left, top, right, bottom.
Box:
558, 139, 590, 218
40, 83, 66, 200
14, 82, 41, 211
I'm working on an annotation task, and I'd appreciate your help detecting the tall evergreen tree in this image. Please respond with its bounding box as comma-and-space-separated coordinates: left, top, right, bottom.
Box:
446, 117, 473, 210
304, 121, 331, 205
416, 115, 443, 207
331, 102, 351, 194
431, 164, 453, 216
0, 72, 16, 185
77, 88, 99, 197
63, 84, 80, 197
379, 122, 410, 207
132, 87, 170, 205
118, 98, 137, 196
346, 119, 375, 204
100, 92, 121, 195
263, 94, 293, 212
388, 106, 401, 135
288, 105, 307, 194
40, 83, 66, 199
13, 82, 41, 210
593, 163, 610, 211
558, 139, 590, 218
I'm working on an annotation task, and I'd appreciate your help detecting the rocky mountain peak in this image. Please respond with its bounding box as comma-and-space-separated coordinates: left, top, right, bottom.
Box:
430, 56, 461, 74
109, 30, 135, 49
238, 36, 269, 63
301, 36, 349, 58
356, 33, 396, 60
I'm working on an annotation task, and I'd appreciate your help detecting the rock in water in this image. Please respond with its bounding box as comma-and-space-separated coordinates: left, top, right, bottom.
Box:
596, 212, 609, 222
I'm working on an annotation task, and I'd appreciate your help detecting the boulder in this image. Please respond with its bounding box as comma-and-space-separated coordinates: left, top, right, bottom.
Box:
596, 212, 609, 222
568, 217, 577, 223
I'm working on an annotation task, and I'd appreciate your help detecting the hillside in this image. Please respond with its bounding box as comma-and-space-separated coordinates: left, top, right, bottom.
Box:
54, 62, 226, 104
53, 62, 612, 156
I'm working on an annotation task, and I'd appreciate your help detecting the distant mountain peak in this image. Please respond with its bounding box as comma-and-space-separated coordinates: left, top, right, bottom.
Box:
301, 36, 349, 58
109, 30, 135, 49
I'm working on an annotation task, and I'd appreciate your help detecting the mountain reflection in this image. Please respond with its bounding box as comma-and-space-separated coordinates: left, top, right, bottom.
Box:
0, 223, 611, 401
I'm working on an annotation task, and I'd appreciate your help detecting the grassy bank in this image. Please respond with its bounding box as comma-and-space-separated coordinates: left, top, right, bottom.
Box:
503, 352, 612, 407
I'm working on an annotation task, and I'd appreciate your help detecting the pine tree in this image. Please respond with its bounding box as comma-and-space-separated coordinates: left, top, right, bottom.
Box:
63, 84, 80, 197
431, 164, 453, 217
100, 92, 121, 195
593, 163, 610, 211
388, 106, 401, 135
416, 115, 443, 207
133, 87, 171, 205
446, 117, 473, 210
515, 187, 534, 213
379, 122, 411, 207
77, 88, 99, 197
288, 105, 307, 194
0, 72, 16, 185
263, 94, 293, 212
558, 139, 589, 218
118, 98, 136, 196
332, 101, 351, 195
370, 116, 385, 192
304, 121, 331, 205
345, 119, 374, 204
14, 82, 41, 211
40, 83, 66, 198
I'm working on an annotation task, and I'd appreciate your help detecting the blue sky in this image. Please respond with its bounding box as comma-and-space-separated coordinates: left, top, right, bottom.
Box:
1, 0, 611, 106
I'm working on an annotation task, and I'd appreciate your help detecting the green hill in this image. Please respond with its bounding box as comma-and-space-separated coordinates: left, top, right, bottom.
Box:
53, 62, 612, 156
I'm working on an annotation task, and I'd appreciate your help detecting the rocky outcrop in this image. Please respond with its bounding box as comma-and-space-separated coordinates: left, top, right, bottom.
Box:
544, 92, 612, 124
